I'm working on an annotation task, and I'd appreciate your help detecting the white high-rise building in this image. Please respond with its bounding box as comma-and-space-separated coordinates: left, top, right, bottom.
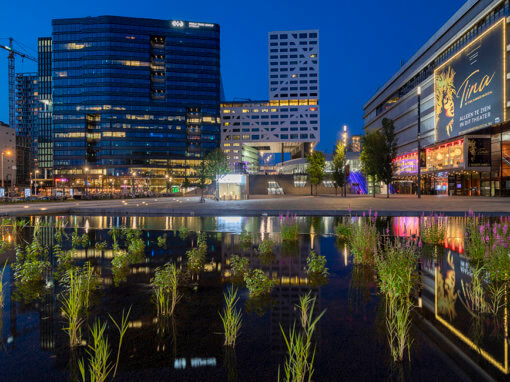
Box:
221, 29, 320, 173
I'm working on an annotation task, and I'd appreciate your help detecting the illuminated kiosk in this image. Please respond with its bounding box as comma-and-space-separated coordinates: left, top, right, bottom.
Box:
216, 174, 248, 200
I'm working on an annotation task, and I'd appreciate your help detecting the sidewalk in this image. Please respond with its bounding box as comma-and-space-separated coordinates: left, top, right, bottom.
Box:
1, 194, 510, 216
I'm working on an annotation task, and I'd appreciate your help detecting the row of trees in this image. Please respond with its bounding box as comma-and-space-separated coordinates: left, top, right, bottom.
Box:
306, 139, 347, 196
360, 118, 397, 198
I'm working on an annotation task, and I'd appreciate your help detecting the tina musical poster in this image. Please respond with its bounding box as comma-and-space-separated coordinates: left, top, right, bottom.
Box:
434, 19, 505, 142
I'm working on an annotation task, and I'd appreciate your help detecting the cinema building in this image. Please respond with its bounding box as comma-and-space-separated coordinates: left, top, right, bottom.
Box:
363, 0, 510, 196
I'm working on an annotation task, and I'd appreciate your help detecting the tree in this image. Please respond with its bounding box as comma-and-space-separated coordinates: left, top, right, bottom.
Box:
306, 151, 326, 196
332, 140, 346, 197
360, 130, 385, 198
205, 149, 230, 200
194, 159, 209, 203
380, 118, 398, 198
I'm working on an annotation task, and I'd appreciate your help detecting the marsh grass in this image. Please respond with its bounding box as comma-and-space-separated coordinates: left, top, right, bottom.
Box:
61, 263, 98, 347
258, 239, 274, 257
280, 213, 299, 241
109, 308, 131, 378
219, 286, 242, 347
0, 262, 7, 308
335, 222, 352, 240
79, 309, 131, 382
420, 215, 446, 245
279, 292, 326, 382
151, 263, 181, 316
350, 217, 378, 265
62, 269, 86, 347
376, 237, 417, 362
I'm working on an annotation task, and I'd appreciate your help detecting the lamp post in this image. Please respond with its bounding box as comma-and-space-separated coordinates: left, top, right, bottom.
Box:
417, 86, 422, 199
342, 125, 348, 197
1, 150, 12, 190
131, 171, 136, 197
84, 167, 89, 197
34, 170, 39, 196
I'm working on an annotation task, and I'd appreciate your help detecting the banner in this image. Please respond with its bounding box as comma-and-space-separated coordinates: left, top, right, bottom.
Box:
435, 19, 505, 142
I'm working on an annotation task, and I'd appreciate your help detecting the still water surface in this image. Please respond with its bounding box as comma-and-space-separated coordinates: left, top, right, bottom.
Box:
0, 215, 506, 381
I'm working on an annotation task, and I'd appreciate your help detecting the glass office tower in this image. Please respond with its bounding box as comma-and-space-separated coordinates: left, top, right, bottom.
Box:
38, 37, 53, 179
51, 16, 221, 193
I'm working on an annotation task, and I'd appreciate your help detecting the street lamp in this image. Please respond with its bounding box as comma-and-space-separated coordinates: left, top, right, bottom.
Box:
84, 167, 89, 197
131, 171, 136, 197
417, 86, 422, 199
1, 150, 12, 190
342, 125, 348, 147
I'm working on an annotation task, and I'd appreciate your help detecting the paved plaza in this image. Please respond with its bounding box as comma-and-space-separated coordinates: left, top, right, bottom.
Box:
1, 194, 510, 216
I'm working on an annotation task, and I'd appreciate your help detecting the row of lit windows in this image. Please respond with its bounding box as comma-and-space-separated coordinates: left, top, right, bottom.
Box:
270, 32, 318, 39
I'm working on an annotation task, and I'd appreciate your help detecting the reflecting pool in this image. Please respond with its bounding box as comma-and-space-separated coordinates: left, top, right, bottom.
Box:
0, 215, 507, 381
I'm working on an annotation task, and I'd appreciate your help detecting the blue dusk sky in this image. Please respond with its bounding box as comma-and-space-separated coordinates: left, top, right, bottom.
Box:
2, 0, 465, 152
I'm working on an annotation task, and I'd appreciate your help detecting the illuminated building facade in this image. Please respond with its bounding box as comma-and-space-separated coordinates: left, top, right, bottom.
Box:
0, 122, 16, 190
364, 0, 510, 196
51, 16, 221, 192
37, 37, 53, 180
15, 73, 39, 184
221, 30, 319, 173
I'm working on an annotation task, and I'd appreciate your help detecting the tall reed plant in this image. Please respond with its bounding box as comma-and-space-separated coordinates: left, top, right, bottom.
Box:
279, 292, 326, 382
219, 286, 242, 347
349, 214, 378, 265
151, 263, 181, 316
420, 214, 446, 245
280, 212, 299, 241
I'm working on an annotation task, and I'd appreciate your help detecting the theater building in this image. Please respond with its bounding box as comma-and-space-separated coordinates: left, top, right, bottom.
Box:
363, 0, 510, 196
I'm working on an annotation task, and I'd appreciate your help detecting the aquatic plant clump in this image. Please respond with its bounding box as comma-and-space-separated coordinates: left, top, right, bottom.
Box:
306, 250, 328, 277
258, 239, 275, 257
151, 263, 181, 316
280, 212, 299, 241
335, 222, 352, 240
279, 292, 326, 382
219, 286, 242, 347
420, 214, 446, 245
349, 215, 378, 265
187, 247, 206, 274
376, 237, 418, 362
239, 231, 252, 249
178, 226, 191, 240
230, 255, 250, 278
244, 269, 275, 297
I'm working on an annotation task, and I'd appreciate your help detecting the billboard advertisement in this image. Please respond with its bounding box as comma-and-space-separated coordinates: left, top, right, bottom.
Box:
435, 19, 506, 142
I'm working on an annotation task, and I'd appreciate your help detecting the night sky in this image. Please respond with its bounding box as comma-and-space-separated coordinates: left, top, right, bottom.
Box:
2, 0, 465, 152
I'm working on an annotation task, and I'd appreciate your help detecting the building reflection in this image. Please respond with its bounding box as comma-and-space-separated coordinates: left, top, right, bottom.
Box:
419, 245, 509, 377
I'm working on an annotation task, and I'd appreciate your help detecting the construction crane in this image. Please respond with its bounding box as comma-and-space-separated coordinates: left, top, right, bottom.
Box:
0, 38, 37, 130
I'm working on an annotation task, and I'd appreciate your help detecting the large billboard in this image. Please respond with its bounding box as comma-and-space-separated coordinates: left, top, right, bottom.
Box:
435, 19, 506, 142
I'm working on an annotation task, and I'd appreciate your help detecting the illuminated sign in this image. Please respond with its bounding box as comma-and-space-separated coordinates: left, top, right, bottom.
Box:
217, 174, 246, 184
434, 18, 506, 142
171, 20, 184, 27
188, 22, 215, 28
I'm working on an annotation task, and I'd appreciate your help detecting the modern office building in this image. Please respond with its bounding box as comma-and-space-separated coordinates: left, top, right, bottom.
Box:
51, 16, 221, 193
221, 29, 319, 172
0, 122, 16, 192
15, 73, 38, 184
37, 37, 53, 179
363, 0, 510, 196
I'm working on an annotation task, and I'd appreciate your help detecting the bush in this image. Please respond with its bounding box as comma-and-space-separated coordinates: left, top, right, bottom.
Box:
151, 263, 181, 316
157, 234, 167, 249
244, 269, 275, 297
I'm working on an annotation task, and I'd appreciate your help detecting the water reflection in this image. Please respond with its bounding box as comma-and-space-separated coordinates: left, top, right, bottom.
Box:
0, 215, 509, 380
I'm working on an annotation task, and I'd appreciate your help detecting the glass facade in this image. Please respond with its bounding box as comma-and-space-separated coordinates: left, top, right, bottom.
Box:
51, 16, 221, 192
38, 37, 53, 178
